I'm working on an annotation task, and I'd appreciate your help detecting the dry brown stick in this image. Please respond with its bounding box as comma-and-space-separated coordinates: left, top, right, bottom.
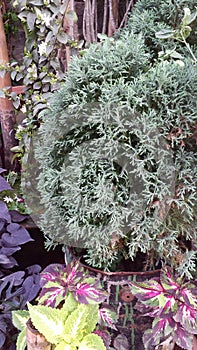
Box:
118, 0, 134, 30
102, 0, 108, 34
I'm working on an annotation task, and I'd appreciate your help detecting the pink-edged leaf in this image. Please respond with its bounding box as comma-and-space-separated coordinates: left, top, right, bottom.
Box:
174, 323, 194, 350
160, 266, 180, 293
179, 284, 197, 309
94, 328, 111, 348
99, 304, 117, 330
40, 264, 65, 288
174, 303, 197, 334
74, 282, 108, 304
38, 282, 68, 307
143, 317, 175, 350
129, 279, 164, 302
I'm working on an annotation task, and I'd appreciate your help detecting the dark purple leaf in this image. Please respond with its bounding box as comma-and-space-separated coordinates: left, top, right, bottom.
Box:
22, 274, 41, 305
26, 264, 41, 275
0, 219, 6, 233
0, 246, 20, 256
0, 331, 6, 348
0, 254, 11, 265
0, 175, 12, 192
1, 256, 18, 269
0, 201, 11, 223
0, 168, 6, 174
113, 334, 130, 350
9, 210, 29, 223
39, 263, 64, 288
2, 223, 33, 246
0, 271, 25, 298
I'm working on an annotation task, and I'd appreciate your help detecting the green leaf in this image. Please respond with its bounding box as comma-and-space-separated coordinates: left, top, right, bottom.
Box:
65, 10, 78, 23
78, 334, 106, 350
63, 304, 99, 343
57, 32, 69, 44
155, 29, 176, 39
12, 310, 30, 331
27, 12, 36, 31
16, 328, 27, 350
62, 293, 78, 316
55, 341, 76, 350
182, 8, 191, 27
28, 303, 66, 344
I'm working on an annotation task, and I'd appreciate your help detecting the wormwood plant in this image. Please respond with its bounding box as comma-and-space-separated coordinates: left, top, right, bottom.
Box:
26, 1, 196, 277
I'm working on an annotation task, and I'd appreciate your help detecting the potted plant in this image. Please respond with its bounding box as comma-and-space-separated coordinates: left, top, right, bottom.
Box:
21, 0, 197, 349
129, 266, 197, 350
12, 260, 117, 350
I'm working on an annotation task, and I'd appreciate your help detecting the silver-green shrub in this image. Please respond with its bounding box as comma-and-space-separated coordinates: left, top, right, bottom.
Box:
31, 1, 197, 277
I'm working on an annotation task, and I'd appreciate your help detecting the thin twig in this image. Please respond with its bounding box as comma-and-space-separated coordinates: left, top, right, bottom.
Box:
118, 0, 134, 30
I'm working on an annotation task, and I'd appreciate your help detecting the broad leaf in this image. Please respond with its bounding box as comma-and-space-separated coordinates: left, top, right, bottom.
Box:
174, 324, 194, 350
12, 310, 30, 331
55, 342, 76, 350
155, 29, 175, 39
28, 303, 66, 344
174, 304, 197, 334
78, 333, 106, 350
16, 328, 27, 350
74, 282, 108, 304
129, 279, 163, 302
63, 304, 99, 343
65, 10, 78, 23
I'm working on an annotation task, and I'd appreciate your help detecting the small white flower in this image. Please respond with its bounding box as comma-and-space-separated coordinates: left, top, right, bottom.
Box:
38, 41, 47, 56
4, 196, 14, 203
41, 13, 51, 27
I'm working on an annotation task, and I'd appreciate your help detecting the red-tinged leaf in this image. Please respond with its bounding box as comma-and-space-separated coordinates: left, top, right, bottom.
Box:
174, 304, 197, 334
129, 279, 164, 302
160, 266, 180, 292
143, 317, 175, 350
99, 305, 117, 330
174, 324, 194, 350
74, 283, 108, 304
40, 264, 65, 288
179, 286, 197, 309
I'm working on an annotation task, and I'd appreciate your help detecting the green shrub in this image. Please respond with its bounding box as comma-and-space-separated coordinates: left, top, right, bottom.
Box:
30, 0, 197, 278
125, 0, 197, 58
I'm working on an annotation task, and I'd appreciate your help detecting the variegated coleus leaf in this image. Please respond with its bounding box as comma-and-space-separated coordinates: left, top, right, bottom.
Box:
129, 279, 164, 302
38, 260, 108, 307
160, 266, 181, 294
178, 281, 197, 309
99, 304, 117, 330
173, 322, 194, 350
174, 303, 197, 334
143, 317, 175, 350
74, 281, 108, 304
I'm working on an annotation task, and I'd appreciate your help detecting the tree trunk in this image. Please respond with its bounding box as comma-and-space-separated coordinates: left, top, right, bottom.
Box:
0, 7, 19, 171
